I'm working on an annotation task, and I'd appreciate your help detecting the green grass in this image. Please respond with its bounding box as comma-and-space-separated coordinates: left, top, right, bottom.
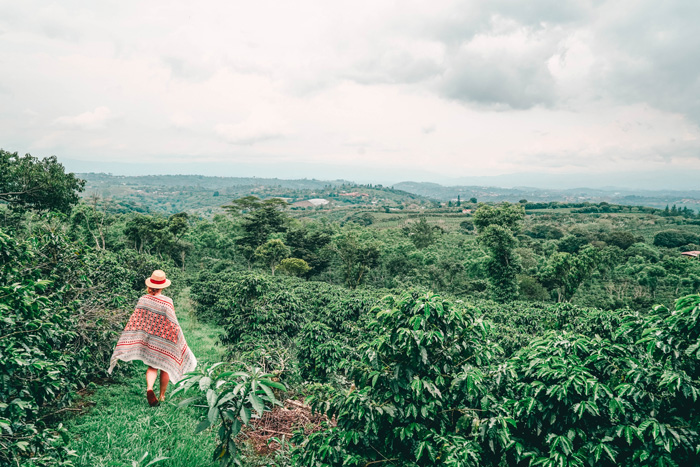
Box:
65, 290, 226, 467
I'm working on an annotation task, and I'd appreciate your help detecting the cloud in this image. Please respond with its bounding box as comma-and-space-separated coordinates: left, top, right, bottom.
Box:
214, 108, 292, 145
1, 0, 700, 184
437, 19, 559, 109
590, 1, 700, 124
52, 106, 112, 130
169, 111, 195, 129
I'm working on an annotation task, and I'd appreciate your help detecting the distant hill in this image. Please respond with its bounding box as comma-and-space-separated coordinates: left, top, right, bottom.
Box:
76, 173, 700, 215
78, 173, 432, 216
394, 181, 700, 211
80, 173, 349, 190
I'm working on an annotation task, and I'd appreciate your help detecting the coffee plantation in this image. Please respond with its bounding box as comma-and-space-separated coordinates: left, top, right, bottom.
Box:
2, 153, 700, 466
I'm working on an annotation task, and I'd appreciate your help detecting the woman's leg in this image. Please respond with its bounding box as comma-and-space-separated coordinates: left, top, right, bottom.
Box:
146, 366, 158, 391
159, 370, 170, 401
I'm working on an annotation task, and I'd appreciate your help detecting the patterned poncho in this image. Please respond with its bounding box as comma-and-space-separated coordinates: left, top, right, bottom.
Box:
108, 294, 197, 384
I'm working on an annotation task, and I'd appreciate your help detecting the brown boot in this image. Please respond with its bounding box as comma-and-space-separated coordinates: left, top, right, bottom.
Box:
147, 390, 159, 407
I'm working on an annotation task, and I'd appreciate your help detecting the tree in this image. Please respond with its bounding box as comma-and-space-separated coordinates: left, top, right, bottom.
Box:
331, 229, 381, 289
277, 257, 311, 277
222, 195, 287, 215
237, 205, 289, 261
479, 224, 521, 301
637, 264, 666, 297
346, 212, 374, 226
70, 202, 109, 249
557, 234, 589, 253
470, 197, 477, 204
124, 214, 169, 254
604, 230, 642, 250
473, 202, 525, 233
473, 203, 525, 301
284, 223, 332, 275
254, 239, 291, 275
460, 219, 475, 233
526, 224, 564, 240
654, 230, 700, 248
0, 149, 85, 213
539, 246, 599, 302
404, 217, 441, 249
168, 212, 189, 241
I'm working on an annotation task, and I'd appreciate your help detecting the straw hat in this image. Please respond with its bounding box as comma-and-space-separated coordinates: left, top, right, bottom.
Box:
145, 270, 171, 289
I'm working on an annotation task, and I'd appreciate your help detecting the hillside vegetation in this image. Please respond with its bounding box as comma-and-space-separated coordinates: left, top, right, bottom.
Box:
1, 149, 699, 466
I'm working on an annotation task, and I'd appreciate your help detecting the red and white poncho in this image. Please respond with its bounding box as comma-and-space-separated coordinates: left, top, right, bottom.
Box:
108, 294, 197, 384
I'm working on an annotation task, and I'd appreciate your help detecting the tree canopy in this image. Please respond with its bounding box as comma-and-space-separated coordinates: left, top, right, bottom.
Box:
0, 149, 85, 213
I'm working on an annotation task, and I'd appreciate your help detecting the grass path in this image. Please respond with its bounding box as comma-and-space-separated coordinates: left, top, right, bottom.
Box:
65, 290, 226, 467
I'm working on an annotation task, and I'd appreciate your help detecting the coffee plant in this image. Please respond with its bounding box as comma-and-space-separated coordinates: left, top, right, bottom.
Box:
292, 292, 503, 466
174, 362, 285, 466
0, 225, 164, 466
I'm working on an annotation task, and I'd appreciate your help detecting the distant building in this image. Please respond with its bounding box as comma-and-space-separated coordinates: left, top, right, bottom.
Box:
308, 198, 329, 206
292, 198, 329, 208
681, 251, 700, 258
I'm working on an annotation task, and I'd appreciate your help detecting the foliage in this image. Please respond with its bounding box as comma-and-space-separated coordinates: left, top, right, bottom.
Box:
498, 326, 699, 466
277, 258, 311, 277
222, 195, 288, 215
236, 205, 289, 262
289, 293, 700, 466
330, 228, 381, 289
190, 269, 387, 379
653, 230, 700, 248
473, 202, 525, 233
8, 153, 700, 466
296, 322, 347, 381
0, 149, 85, 214
0, 225, 161, 465
473, 203, 525, 302
603, 230, 642, 250
174, 362, 286, 466
525, 224, 564, 240
123, 212, 191, 265
479, 224, 521, 302
403, 217, 442, 249
539, 246, 600, 302
255, 239, 291, 275
284, 223, 332, 276
292, 292, 499, 466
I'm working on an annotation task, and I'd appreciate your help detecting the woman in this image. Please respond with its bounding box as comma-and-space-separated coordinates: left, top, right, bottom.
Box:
108, 270, 197, 406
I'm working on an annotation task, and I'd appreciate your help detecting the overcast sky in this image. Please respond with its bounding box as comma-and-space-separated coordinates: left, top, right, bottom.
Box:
1, 1, 699, 186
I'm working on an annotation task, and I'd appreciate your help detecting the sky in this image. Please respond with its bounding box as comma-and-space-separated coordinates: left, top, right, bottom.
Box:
1, 0, 700, 188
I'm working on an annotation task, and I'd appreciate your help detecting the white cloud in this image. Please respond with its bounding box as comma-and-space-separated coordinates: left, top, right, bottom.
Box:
0, 0, 699, 184
169, 111, 195, 129
52, 106, 112, 130
214, 108, 292, 145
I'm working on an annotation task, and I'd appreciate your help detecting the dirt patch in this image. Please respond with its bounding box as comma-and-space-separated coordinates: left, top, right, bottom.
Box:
244, 399, 332, 454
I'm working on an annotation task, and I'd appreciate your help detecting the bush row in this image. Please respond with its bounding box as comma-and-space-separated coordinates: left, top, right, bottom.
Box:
292, 292, 700, 466
0, 227, 163, 466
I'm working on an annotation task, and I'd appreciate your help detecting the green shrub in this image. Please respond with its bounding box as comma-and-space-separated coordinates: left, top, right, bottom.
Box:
654, 230, 700, 248
291, 294, 700, 466
0, 227, 162, 465
292, 292, 500, 466
191, 270, 386, 366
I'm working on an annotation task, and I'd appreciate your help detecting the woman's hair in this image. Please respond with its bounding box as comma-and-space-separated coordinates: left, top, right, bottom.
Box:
147, 286, 162, 295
